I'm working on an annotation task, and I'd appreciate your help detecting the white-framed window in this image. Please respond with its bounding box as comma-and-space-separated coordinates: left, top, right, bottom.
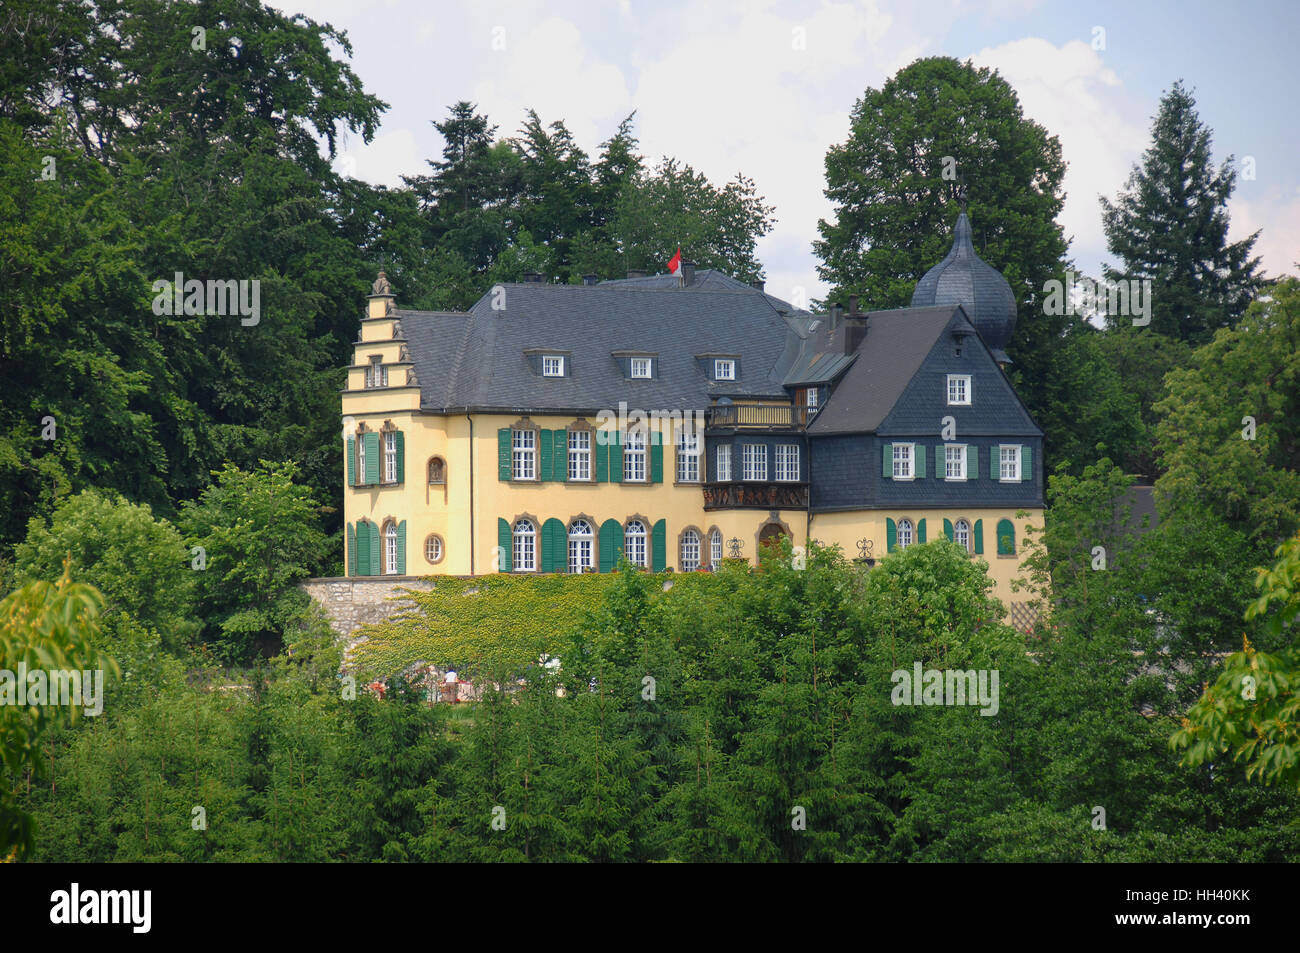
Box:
806, 388, 819, 409
630, 357, 652, 379
513, 519, 536, 572
742, 444, 767, 481
542, 355, 565, 377
568, 429, 591, 481
624, 428, 647, 482
625, 520, 648, 568
512, 428, 536, 480
953, 519, 971, 554
425, 535, 443, 564
716, 443, 732, 481
947, 374, 971, 405
356, 432, 366, 482
897, 518, 914, 549
945, 444, 966, 480
775, 444, 800, 482
384, 521, 399, 574
892, 443, 914, 479
1000, 445, 1021, 481
568, 519, 593, 574
384, 431, 397, 483
680, 530, 701, 572
676, 428, 700, 482
710, 528, 723, 567
714, 359, 736, 381
365, 356, 387, 388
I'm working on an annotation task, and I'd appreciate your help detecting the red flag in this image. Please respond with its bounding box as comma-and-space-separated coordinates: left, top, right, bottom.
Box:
666, 247, 682, 276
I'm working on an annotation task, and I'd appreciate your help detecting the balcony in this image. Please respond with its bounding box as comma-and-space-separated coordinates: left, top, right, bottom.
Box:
706, 403, 811, 430
703, 481, 809, 510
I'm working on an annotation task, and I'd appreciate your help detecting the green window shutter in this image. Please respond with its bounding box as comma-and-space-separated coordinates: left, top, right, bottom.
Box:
541, 518, 563, 572
364, 432, 380, 485
966, 445, 976, 480
882, 443, 893, 479
997, 518, 1015, 555
973, 519, 984, 555
1021, 445, 1032, 481
990, 447, 1000, 480
553, 518, 567, 570
397, 520, 406, 574
609, 431, 623, 483
539, 429, 554, 482
599, 519, 622, 572
395, 431, 405, 483
918, 518, 927, 544
651, 519, 666, 571
498, 428, 511, 481
347, 523, 357, 576
355, 521, 370, 575
915, 445, 926, 479
554, 430, 568, 482
497, 518, 512, 572
650, 437, 663, 483
886, 517, 896, 553
346, 437, 356, 486
595, 433, 608, 482
944, 518, 953, 541
368, 521, 381, 576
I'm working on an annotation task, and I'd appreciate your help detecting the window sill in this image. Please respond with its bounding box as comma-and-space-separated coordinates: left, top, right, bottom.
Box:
944, 476, 967, 482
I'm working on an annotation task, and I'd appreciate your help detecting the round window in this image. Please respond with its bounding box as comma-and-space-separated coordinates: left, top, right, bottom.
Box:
424, 534, 444, 564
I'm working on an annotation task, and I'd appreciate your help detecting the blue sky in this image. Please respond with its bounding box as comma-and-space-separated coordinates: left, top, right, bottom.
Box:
278, 0, 1298, 304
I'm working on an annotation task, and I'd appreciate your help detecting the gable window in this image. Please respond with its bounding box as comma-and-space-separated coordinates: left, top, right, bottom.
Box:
568, 519, 594, 573
542, 355, 565, 377
945, 444, 966, 480
714, 359, 736, 381
716, 443, 732, 482
892, 443, 914, 479
624, 428, 647, 482
680, 529, 701, 572
775, 444, 800, 482
384, 431, 398, 483
954, 519, 971, 554
947, 374, 971, 406
1000, 445, 1021, 481
384, 521, 399, 575
625, 520, 648, 568
512, 429, 536, 480
568, 429, 591, 481
897, 518, 914, 549
513, 519, 536, 572
365, 356, 387, 389
710, 528, 723, 567
630, 357, 652, 379
676, 428, 700, 482
742, 444, 767, 481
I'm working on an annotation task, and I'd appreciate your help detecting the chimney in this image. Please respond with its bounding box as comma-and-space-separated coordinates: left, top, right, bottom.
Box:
848, 294, 860, 315
582, 274, 599, 286
750, 279, 765, 292
523, 272, 544, 283
626, 269, 647, 279
681, 261, 696, 286
828, 302, 841, 329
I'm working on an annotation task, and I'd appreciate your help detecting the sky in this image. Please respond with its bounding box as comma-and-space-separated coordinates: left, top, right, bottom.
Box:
274, 0, 1299, 307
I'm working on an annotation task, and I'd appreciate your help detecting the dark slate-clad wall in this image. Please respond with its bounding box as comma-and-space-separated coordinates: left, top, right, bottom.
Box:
809, 434, 871, 508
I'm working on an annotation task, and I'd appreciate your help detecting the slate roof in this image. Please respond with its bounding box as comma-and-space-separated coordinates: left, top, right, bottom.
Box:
910, 212, 1018, 363
400, 274, 805, 414
805, 305, 972, 434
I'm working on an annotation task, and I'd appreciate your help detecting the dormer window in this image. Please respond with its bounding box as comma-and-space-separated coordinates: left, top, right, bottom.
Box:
714, 359, 736, 381
542, 355, 565, 377
630, 357, 652, 379
946, 374, 971, 406
806, 387, 819, 409
365, 355, 387, 388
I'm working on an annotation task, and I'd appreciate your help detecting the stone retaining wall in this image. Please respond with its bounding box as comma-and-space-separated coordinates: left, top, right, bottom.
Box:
300, 575, 436, 642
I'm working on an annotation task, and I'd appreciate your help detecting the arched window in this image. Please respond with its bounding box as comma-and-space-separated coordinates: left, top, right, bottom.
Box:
568, 519, 594, 574
383, 521, 399, 574
709, 528, 723, 568
513, 519, 536, 571
625, 519, 648, 568
954, 519, 971, 554
424, 534, 444, 564
680, 529, 701, 572
428, 457, 445, 484
897, 518, 914, 549
997, 518, 1016, 556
